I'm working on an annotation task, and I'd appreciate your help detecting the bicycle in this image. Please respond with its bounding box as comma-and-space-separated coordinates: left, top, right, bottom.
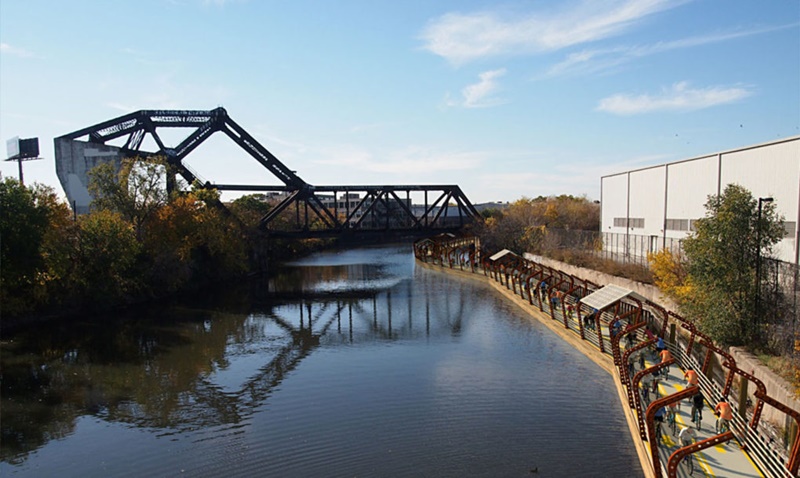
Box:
666, 408, 677, 435
685, 452, 694, 475
715, 415, 730, 434
654, 420, 664, 446
691, 405, 702, 430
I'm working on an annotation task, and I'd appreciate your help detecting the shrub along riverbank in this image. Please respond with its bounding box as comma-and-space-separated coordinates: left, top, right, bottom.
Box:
0, 160, 328, 324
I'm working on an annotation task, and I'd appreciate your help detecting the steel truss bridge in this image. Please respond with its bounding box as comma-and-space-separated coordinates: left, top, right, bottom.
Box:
55, 108, 481, 238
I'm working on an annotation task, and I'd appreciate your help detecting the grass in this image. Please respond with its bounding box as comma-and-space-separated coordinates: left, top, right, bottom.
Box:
756, 353, 800, 398
544, 248, 654, 284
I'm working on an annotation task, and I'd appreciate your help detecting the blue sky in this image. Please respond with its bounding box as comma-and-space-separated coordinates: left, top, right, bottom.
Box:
1, 0, 798, 204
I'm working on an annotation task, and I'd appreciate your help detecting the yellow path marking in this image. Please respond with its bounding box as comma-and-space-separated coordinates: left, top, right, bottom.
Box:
655, 381, 719, 477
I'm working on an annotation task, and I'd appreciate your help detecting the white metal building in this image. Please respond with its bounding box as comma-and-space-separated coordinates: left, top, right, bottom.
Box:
600, 136, 800, 265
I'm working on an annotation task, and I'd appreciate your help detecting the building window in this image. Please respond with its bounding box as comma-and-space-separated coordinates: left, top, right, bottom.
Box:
666, 218, 689, 231
613, 217, 645, 228
784, 221, 796, 238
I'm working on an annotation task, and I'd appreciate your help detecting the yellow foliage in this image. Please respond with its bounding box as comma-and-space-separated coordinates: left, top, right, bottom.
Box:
648, 249, 691, 302
795, 339, 800, 398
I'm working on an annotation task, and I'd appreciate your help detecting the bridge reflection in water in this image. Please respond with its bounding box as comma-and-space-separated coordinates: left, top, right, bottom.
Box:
2, 245, 646, 477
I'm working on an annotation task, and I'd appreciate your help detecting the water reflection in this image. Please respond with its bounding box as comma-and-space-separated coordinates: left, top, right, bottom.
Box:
1, 245, 641, 477
0, 246, 482, 465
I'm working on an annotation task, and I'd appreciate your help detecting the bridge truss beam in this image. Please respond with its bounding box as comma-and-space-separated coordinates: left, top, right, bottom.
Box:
55, 108, 482, 237
214, 183, 481, 238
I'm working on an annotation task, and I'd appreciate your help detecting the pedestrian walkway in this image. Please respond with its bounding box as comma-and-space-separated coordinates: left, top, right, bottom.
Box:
545, 295, 774, 477
512, 283, 771, 477
635, 347, 764, 477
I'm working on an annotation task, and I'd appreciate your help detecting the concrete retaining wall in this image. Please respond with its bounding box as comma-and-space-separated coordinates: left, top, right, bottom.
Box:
730, 347, 800, 431
523, 253, 679, 311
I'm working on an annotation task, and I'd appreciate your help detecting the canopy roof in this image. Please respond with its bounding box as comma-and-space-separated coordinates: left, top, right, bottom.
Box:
582, 284, 647, 311
488, 249, 518, 262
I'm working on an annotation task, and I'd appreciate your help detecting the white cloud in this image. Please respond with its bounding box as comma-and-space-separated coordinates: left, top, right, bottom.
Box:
597, 81, 753, 115
0, 43, 34, 58
547, 24, 795, 78
447, 69, 507, 108
420, 0, 683, 65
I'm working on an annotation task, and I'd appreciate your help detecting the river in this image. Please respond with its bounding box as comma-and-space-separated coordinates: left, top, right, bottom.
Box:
0, 244, 642, 477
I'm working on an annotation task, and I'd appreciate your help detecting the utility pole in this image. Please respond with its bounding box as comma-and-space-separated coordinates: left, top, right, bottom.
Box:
755, 196, 773, 330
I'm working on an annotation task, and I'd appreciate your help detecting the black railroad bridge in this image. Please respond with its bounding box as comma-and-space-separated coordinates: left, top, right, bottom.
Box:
54, 108, 482, 239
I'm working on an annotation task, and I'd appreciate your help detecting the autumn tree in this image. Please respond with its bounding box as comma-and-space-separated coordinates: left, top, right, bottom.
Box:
88, 157, 171, 237
0, 179, 74, 315
477, 195, 599, 254
71, 210, 142, 307
1, 179, 51, 314
229, 194, 273, 227
655, 184, 784, 347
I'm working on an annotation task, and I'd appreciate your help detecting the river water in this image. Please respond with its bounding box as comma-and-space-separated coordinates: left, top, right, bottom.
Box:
1, 245, 642, 477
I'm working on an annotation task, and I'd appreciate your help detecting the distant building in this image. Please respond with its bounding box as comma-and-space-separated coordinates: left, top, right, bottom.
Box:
473, 201, 510, 213
600, 136, 800, 265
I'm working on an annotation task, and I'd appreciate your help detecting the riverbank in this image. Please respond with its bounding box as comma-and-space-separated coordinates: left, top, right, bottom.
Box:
417, 260, 656, 477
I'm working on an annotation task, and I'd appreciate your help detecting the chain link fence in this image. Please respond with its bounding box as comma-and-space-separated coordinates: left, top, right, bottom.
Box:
543, 229, 684, 268
764, 258, 800, 358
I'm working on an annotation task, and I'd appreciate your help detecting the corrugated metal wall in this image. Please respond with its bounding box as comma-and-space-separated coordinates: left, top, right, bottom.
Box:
601, 136, 800, 265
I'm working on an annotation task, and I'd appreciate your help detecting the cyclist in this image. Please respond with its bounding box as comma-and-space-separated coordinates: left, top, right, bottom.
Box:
691, 392, 704, 425
584, 308, 598, 330
651, 369, 661, 393
684, 368, 699, 387
715, 400, 733, 433
627, 352, 636, 378
656, 336, 666, 353
654, 406, 667, 441
658, 347, 673, 378
608, 318, 622, 339
624, 324, 636, 349
550, 289, 561, 308
666, 401, 679, 433
678, 426, 697, 447
641, 373, 654, 403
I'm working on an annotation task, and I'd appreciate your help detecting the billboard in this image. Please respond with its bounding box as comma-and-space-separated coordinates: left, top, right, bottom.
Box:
6, 137, 39, 160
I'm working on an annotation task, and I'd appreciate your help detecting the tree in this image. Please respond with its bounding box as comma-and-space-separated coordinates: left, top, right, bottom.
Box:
1, 178, 49, 314
229, 194, 273, 227
476, 195, 600, 254
88, 157, 171, 238
0, 179, 73, 315
71, 210, 141, 307
648, 249, 692, 304
678, 184, 783, 347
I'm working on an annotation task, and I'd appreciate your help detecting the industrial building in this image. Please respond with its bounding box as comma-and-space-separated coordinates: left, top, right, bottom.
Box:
600, 136, 800, 266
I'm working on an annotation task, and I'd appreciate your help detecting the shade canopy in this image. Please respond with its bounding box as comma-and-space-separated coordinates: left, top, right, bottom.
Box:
581, 284, 647, 311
